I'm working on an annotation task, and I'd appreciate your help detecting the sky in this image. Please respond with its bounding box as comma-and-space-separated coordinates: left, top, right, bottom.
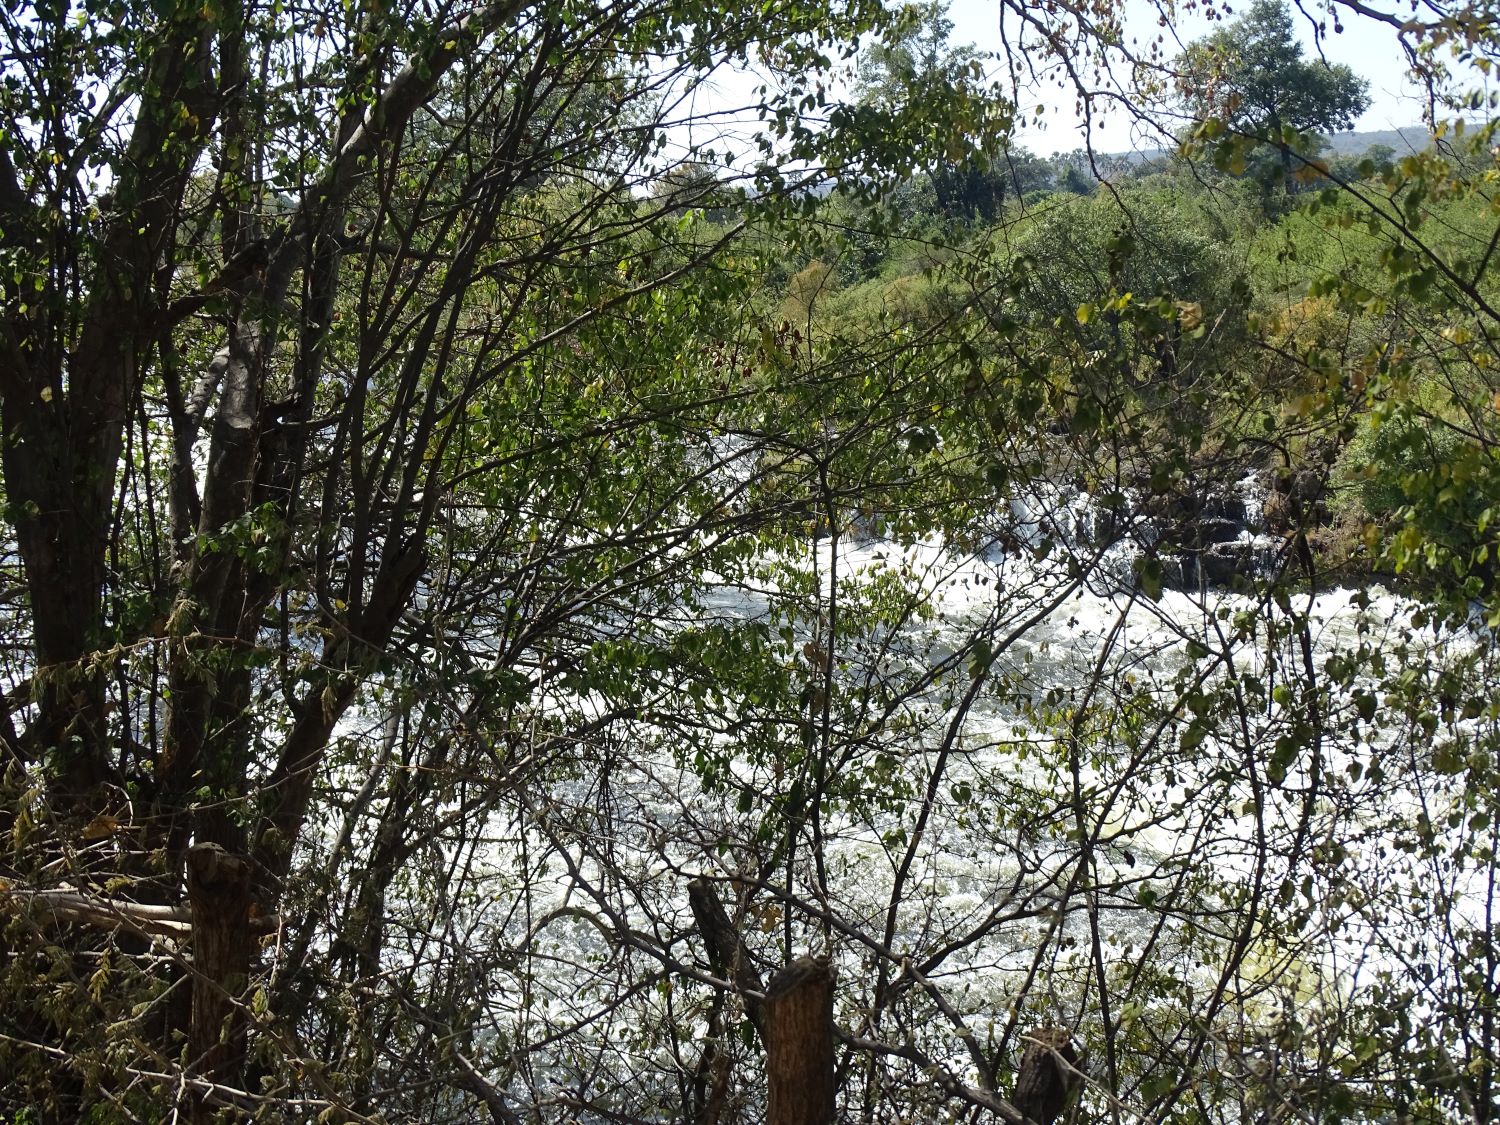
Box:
942, 0, 1461, 155
662, 0, 1491, 172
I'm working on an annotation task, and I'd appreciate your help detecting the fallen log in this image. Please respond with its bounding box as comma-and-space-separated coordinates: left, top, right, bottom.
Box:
0, 877, 191, 938
0, 876, 278, 940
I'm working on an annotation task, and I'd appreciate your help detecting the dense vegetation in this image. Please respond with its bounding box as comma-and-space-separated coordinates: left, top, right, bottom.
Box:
2, 0, 1500, 1120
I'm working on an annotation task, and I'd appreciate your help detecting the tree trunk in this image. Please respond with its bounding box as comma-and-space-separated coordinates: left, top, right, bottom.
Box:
185, 842, 254, 1122
765, 955, 835, 1125
1013, 1027, 1080, 1125
3, 401, 112, 795
0, 6, 216, 808
688, 877, 769, 1040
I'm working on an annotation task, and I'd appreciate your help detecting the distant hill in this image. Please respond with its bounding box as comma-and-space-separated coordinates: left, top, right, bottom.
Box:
1319, 126, 1433, 156
1109, 125, 1438, 166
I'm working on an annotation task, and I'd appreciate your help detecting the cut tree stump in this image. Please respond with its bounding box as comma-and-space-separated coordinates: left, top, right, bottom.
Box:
185, 842, 255, 1123
765, 955, 835, 1125
1013, 1027, 1080, 1125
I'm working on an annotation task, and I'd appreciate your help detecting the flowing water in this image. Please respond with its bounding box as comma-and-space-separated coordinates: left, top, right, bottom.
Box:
325, 467, 1494, 1118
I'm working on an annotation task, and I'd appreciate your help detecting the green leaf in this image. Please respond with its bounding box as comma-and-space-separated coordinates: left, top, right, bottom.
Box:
1136, 556, 1163, 601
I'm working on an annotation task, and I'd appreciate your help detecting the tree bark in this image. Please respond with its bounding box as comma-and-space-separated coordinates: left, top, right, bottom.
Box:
765, 955, 835, 1125
1013, 1027, 1080, 1125
688, 877, 769, 1040
0, 7, 217, 805
185, 842, 254, 1123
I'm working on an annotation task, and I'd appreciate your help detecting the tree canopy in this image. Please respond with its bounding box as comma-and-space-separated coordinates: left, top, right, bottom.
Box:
1180, 0, 1372, 190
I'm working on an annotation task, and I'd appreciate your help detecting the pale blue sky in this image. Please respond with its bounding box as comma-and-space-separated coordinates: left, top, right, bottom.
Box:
944, 0, 1459, 154
662, 0, 1485, 170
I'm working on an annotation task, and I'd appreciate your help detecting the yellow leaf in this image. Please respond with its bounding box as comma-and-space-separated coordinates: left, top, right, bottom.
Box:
83, 814, 120, 840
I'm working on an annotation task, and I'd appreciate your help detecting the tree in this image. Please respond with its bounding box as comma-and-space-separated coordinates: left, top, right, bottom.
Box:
1048, 150, 1099, 196
852, 1, 973, 109
0, 0, 912, 1116
851, 1, 1030, 220
1180, 0, 1371, 192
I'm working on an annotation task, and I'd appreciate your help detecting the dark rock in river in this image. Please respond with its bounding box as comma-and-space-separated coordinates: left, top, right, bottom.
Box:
1194, 518, 1244, 547
1142, 474, 1284, 590
1164, 539, 1282, 590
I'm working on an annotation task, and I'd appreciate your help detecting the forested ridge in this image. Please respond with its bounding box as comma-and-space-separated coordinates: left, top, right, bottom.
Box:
1, 0, 1499, 1120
